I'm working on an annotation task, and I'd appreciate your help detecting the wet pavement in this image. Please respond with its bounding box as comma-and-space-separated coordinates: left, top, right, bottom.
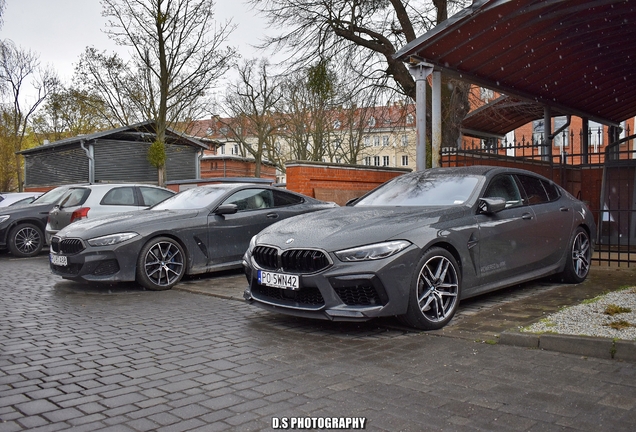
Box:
1, 253, 635, 431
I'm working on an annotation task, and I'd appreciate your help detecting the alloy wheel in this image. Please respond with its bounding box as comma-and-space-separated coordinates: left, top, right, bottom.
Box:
14, 226, 41, 256
417, 255, 459, 323
142, 240, 184, 288
571, 231, 590, 279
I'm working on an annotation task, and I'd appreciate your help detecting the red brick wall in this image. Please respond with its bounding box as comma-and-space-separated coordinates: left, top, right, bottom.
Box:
286, 161, 411, 205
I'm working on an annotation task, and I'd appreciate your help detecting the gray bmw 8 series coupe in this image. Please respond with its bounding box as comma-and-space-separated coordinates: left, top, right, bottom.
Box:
243, 166, 596, 330
49, 183, 336, 290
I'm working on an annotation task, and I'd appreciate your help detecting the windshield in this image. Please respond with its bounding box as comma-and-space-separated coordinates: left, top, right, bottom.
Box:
31, 186, 72, 205
152, 185, 237, 210
356, 175, 481, 207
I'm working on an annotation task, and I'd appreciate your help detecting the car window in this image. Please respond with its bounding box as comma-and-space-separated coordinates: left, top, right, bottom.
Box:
483, 175, 523, 208
516, 175, 549, 205
139, 187, 173, 206
32, 187, 73, 205
101, 187, 136, 206
272, 190, 304, 206
59, 188, 90, 208
223, 189, 273, 211
153, 185, 237, 210
541, 180, 561, 202
356, 175, 480, 207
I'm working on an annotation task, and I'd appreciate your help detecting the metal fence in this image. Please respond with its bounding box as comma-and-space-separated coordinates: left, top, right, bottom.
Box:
441, 130, 636, 267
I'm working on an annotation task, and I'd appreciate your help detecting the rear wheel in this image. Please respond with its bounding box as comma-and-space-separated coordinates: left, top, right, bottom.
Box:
401, 247, 460, 330
559, 227, 591, 284
136, 237, 186, 290
8, 223, 43, 258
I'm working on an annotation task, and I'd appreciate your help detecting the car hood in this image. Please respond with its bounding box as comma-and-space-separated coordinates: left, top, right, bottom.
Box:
56, 209, 200, 239
0, 202, 53, 217
255, 205, 467, 251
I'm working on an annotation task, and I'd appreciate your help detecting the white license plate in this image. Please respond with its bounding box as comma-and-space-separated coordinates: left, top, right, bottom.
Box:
258, 270, 299, 290
50, 254, 67, 267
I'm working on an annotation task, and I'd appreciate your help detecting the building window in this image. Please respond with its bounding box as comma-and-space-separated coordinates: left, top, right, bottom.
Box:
401, 135, 408, 146
553, 116, 569, 147
382, 136, 389, 146
373, 136, 380, 147
401, 155, 409, 166
232, 144, 239, 155
368, 117, 376, 127
364, 156, 371, 166
364, 136, 370, 147
373, 156, 380, 166
219, 145, 225, 155
589, 121, 604, 151
382, 156, 389, 166
532, 120, 544, 146
333, 120, 341, 129
480, 87, 494, 103
406, 114, 414, 124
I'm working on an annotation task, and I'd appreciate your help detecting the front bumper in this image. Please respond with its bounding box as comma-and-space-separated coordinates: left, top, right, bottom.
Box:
49, 236, 143, 283
243, 245, 419, 322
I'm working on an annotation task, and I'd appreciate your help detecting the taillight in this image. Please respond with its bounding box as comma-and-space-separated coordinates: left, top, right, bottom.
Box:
70, 207, 90, 223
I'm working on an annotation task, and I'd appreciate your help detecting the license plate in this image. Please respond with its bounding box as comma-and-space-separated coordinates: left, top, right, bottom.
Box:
50, 254, 67, 267
258, 270, 299, 290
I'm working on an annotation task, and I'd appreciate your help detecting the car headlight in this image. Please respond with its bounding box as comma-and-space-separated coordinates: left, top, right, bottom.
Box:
335, 240, 411, 262
0, 215, 9, 224
87, 232, 139, 247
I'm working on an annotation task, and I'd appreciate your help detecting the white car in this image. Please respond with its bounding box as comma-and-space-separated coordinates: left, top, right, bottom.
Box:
0, 192, 43, 208
46, 184, 174, 244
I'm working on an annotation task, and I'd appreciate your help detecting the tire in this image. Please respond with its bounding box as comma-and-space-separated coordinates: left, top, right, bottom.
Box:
401, 247, 461, 330
8, 223, 44, 258
136, 237, 186, 290
558, 227, 591, 284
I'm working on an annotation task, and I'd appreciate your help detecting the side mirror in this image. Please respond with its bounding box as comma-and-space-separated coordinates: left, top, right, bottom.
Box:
214, 204, 238, 215
478, 197, 506, 215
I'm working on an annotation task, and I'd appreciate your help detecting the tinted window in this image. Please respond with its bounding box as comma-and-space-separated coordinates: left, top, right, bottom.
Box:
59, 188, 90, 208
223, 189, 273, 211
273, 190, 303, 206
356, 175, 480, 207
140, 187, 173, 206
541, 180, 560, 202
483, 175, 522, 208
516, 175, 549, 205
101, 187, 136, 205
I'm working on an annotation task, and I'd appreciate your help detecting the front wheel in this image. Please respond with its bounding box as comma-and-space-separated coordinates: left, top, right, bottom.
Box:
8, 223, 44, 258
400, 247, 461, 330
136, 237, 186, 290
558, 227, 591, 284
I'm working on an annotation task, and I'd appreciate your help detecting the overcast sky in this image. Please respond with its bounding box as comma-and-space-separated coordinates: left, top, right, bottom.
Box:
0, 0, 267, 86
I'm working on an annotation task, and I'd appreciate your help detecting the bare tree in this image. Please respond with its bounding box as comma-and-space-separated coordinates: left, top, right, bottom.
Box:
0, 40, 58, 191
249, 0, 472, 160
74, 47, 149, 129
31, 85, 110, 143
221, 59, 283, 177
101, 0, 236, 185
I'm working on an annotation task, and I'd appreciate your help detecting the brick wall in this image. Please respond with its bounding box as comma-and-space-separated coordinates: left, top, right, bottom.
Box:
286, 161, 411, 205
201, 157, 277, 180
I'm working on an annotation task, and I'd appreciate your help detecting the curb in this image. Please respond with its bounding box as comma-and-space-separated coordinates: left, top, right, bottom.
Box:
500, 330, 636, 361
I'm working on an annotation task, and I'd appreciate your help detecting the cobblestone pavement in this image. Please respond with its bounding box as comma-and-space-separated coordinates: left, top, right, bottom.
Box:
1, 253, 635, 431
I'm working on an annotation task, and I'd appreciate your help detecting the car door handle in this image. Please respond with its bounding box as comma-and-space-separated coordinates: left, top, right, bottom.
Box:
522, 212, 533, 220
266, 213, 279, 219
560, 206, 569, 212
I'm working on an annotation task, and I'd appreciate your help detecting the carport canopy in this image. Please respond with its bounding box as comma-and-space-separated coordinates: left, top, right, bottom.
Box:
394, 0, 636, 138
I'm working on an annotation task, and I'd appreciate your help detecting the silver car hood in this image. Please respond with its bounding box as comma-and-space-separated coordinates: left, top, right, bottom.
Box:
254, 206, 466, 251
